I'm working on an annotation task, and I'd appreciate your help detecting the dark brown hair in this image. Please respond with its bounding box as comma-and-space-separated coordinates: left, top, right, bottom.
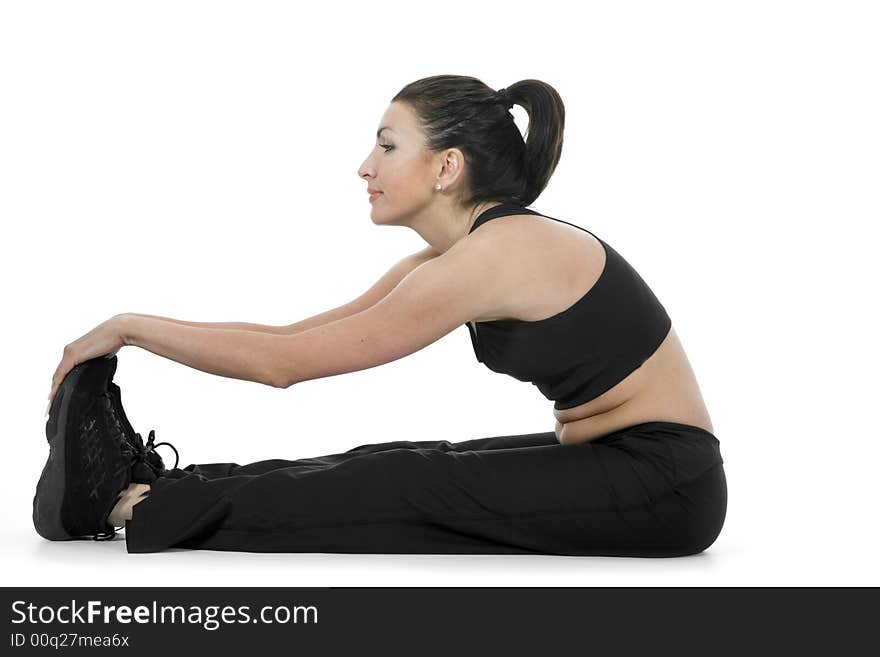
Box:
391, 74, 565, 207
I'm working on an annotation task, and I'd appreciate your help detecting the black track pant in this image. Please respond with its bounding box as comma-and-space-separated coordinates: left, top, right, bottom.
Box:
124, 421, 727, 557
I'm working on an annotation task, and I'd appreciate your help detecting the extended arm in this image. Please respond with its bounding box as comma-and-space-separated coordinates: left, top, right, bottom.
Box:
118, 246, 443, 387
120, 239, 499, 389
121, 315, 286, 387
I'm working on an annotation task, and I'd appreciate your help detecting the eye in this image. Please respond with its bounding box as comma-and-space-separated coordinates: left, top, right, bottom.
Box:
379, 143, 394, 153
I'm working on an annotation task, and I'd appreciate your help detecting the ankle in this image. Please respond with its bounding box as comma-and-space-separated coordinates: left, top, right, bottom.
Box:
108, 483, 151, 526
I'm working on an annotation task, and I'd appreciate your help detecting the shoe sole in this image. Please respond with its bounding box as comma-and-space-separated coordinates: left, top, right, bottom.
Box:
32, 355, 119, 541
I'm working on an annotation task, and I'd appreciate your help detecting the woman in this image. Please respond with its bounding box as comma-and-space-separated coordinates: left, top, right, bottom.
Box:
35, 75, 727, 556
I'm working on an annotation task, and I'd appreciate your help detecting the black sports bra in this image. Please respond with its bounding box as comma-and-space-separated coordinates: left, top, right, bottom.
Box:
464, 203, 672, 410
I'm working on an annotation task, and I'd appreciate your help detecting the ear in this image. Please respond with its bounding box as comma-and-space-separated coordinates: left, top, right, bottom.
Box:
436, 147, 467, 190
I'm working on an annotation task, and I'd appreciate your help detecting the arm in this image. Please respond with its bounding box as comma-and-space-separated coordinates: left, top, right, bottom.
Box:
121, 315, 286, 388
117, 246, 444, 388
271, 239, 504, 388
127, 314, 290, 334
126, 245, 441, 336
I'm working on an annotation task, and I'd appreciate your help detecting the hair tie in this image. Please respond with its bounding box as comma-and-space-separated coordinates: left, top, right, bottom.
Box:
494, 87, 514, 109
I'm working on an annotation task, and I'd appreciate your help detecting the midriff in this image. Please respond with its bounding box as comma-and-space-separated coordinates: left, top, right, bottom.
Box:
550, 324, 714, 445
467, 318, 714, 445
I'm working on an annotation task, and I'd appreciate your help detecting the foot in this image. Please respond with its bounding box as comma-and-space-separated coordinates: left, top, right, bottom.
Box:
33, 355, 179, 541
33, 356, 133, 540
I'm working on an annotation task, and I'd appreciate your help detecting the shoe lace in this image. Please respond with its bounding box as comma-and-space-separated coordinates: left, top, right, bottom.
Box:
131, 429, 180, 473
93, 527, 117, 540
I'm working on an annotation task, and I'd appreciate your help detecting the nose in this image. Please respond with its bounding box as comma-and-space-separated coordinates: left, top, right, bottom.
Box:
358, 154, 374, 181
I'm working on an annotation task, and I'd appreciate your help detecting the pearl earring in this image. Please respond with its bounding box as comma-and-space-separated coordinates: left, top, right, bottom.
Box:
434, 183, 442, 191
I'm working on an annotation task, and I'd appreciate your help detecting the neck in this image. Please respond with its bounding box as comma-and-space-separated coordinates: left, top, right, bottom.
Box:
409, 199, 505, 253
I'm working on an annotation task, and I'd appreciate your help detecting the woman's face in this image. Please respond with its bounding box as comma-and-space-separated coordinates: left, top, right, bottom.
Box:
358, 102, 439, 222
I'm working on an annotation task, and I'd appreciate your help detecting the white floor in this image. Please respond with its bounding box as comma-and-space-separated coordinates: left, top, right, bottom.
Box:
2, 518, 874, 587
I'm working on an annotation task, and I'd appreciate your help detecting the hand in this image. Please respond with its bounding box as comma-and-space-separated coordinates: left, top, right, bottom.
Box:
47, 314, 130, 415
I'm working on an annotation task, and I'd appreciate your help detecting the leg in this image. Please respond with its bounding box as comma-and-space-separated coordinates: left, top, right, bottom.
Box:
124, 423, 726, 556
179, 430, 561, 481
342, 429, 561, 455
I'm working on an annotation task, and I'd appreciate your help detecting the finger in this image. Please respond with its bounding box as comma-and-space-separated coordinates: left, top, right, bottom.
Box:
48, 350, 75, 416
48, 375, 62, 403
53, 346, 74, 384
48, 379, 59, 403
51, 363, 70, 396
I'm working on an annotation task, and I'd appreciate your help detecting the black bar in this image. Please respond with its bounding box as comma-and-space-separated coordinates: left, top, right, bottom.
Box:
2, 587, 876, 654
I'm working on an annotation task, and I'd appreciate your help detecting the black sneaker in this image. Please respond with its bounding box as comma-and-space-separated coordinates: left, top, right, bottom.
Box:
33, 355, 178, 541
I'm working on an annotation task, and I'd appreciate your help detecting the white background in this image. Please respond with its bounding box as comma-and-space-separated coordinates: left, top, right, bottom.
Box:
1, 0, 877, 586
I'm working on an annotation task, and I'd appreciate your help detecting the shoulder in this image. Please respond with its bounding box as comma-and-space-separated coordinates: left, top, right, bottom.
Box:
455, 211, 606, 320
373, 231, 513, 326
460, 210, 570, 267
456, 213, 545, 273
